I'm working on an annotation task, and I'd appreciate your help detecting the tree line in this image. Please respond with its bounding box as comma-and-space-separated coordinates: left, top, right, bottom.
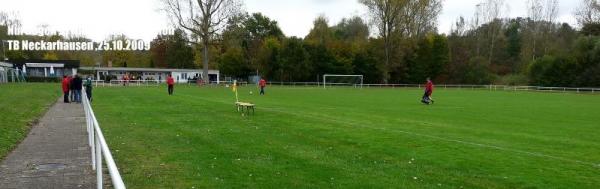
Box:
1, 0, 600, 87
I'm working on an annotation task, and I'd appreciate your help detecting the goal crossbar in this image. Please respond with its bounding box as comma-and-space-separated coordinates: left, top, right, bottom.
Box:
323, 74, 364, 89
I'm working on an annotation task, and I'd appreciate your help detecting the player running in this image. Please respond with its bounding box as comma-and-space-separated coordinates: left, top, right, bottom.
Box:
421, 77, 435, 105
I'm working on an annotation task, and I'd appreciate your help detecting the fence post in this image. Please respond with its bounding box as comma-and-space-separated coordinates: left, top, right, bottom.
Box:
95, 135, 102, 189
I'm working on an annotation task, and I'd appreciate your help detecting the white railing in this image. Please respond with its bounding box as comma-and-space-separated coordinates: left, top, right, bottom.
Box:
82, 89, 126, 189
92, 80, 160, 87
360, 84, 599, 93
92, 80, 249, 87
88, 79, 599, 94
262, 82, 599, 93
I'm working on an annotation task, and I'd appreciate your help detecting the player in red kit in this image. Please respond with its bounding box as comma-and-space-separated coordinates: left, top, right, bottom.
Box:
167, 74, 175, 95
421, 77, 435, 105
259, 78, 267, 95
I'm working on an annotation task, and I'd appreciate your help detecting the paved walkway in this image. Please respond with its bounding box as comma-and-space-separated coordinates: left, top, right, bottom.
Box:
0, 98, 94, 189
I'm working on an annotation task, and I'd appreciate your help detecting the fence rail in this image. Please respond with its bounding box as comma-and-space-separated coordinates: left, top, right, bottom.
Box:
263, 82, 598, 93
83, 89, 126, 189
89, 80, 598, 94
91, 80, 248, 87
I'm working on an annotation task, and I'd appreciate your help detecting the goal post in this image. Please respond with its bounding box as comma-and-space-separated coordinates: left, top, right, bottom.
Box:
323, 74, 364, 89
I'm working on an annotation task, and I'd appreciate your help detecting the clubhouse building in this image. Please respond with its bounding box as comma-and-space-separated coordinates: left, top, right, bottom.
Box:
9, 59, 80, 78
2, 59, 220, 83
79, 67, 221, 84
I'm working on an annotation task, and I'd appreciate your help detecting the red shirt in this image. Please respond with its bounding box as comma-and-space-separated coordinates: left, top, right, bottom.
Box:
425, 81, 434, 95
167, 77, 175, 85
62, 78, 70, 92
259, 79, 266, 87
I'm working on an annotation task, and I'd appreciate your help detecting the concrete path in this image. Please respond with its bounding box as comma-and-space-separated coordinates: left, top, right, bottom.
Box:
0, 98, 94, 189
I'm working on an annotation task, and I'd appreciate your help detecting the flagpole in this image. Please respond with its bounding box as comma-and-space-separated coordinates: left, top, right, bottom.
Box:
234, 80, 239, 102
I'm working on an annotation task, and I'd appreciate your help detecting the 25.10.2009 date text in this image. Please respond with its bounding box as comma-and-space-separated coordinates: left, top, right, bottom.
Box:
95, 40, 150, 51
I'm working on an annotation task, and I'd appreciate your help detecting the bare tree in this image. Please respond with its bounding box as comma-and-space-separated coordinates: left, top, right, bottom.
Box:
0, 11, 22, 35
37, 23, 50, 36
162, 0, 242, 83
527, 0, 543, 60
360, 0, 441, 83
471, 3, 485, 56
482, 0, 507, 64
542, 0, 558, 54
574, 0, 600, 26
400, 0, 443, 38
526, 0, 558, 60
451, 16, 467, 36
359, 0, 408, 83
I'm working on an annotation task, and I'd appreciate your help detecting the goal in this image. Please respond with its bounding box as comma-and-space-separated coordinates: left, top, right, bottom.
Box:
322, 74, 364, 89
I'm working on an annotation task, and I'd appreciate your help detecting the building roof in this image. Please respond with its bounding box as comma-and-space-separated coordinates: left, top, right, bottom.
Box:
10, 60, 80, 68
0, 62, 12, 67
80, 67, 219, 74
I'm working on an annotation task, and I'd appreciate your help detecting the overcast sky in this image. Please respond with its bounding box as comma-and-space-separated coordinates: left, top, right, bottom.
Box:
0, 0, 581, 41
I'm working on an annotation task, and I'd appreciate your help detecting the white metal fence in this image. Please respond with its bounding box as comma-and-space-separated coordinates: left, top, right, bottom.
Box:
262, 82, 599, 93
92, 80, 160, 87
359, 84, 599, 93
91, 80, 250, 87
82, 89, 126, 189
88, 79, 599, 94
0, 68, 6, 83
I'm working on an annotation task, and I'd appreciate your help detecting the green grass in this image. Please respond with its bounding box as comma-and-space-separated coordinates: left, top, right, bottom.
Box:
91, 86, 600, 188
0, 83, 61, 159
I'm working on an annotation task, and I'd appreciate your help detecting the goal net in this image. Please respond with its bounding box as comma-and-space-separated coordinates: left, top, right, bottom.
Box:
323, 74, 363, 88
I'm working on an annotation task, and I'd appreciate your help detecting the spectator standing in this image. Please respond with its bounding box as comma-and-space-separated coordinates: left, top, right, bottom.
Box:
72, 74, 83, 103
62, 76, 70, 103
84, 76, 93, 102
69, 75, 75, 102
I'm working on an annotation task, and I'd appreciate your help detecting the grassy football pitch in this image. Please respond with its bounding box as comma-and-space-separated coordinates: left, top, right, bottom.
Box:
0, 84, 60, 159
90, 85, 600, 188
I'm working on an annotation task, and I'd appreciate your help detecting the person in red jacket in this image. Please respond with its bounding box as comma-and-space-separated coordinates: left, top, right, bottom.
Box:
62, 76, 71, 103
259, 78, 267, 95
167, 74, 175, 95
422, 77, 435, 105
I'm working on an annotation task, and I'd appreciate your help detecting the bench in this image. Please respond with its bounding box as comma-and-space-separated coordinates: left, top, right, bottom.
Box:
235, 102, 255, 116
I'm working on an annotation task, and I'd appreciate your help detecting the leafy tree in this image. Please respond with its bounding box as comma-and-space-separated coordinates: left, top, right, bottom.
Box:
505, 20, 522, 64
463, 56, 493, 84
43, 52, 59, 60
352, 47, 382, 84
165, 29, 195, 69
245, 13, 284, 40
221, 12, 284, 76
219, 46, 251, 79
333, 16, 369, 44
407, 37, 431, 83
305, 16, 334, 46
430, 34, 450, 80
279, 37, 311, 81
581, 23, 600, 36
256, 37, 281, 80
528, 55, 578, 86
150, 35, 168, 68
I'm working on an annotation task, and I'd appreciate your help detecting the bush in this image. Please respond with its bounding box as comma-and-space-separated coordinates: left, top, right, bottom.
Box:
495, 74, 529, 86
461, 56, 493, 85
528, 55, 578, 87
577, 64, 600, 87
